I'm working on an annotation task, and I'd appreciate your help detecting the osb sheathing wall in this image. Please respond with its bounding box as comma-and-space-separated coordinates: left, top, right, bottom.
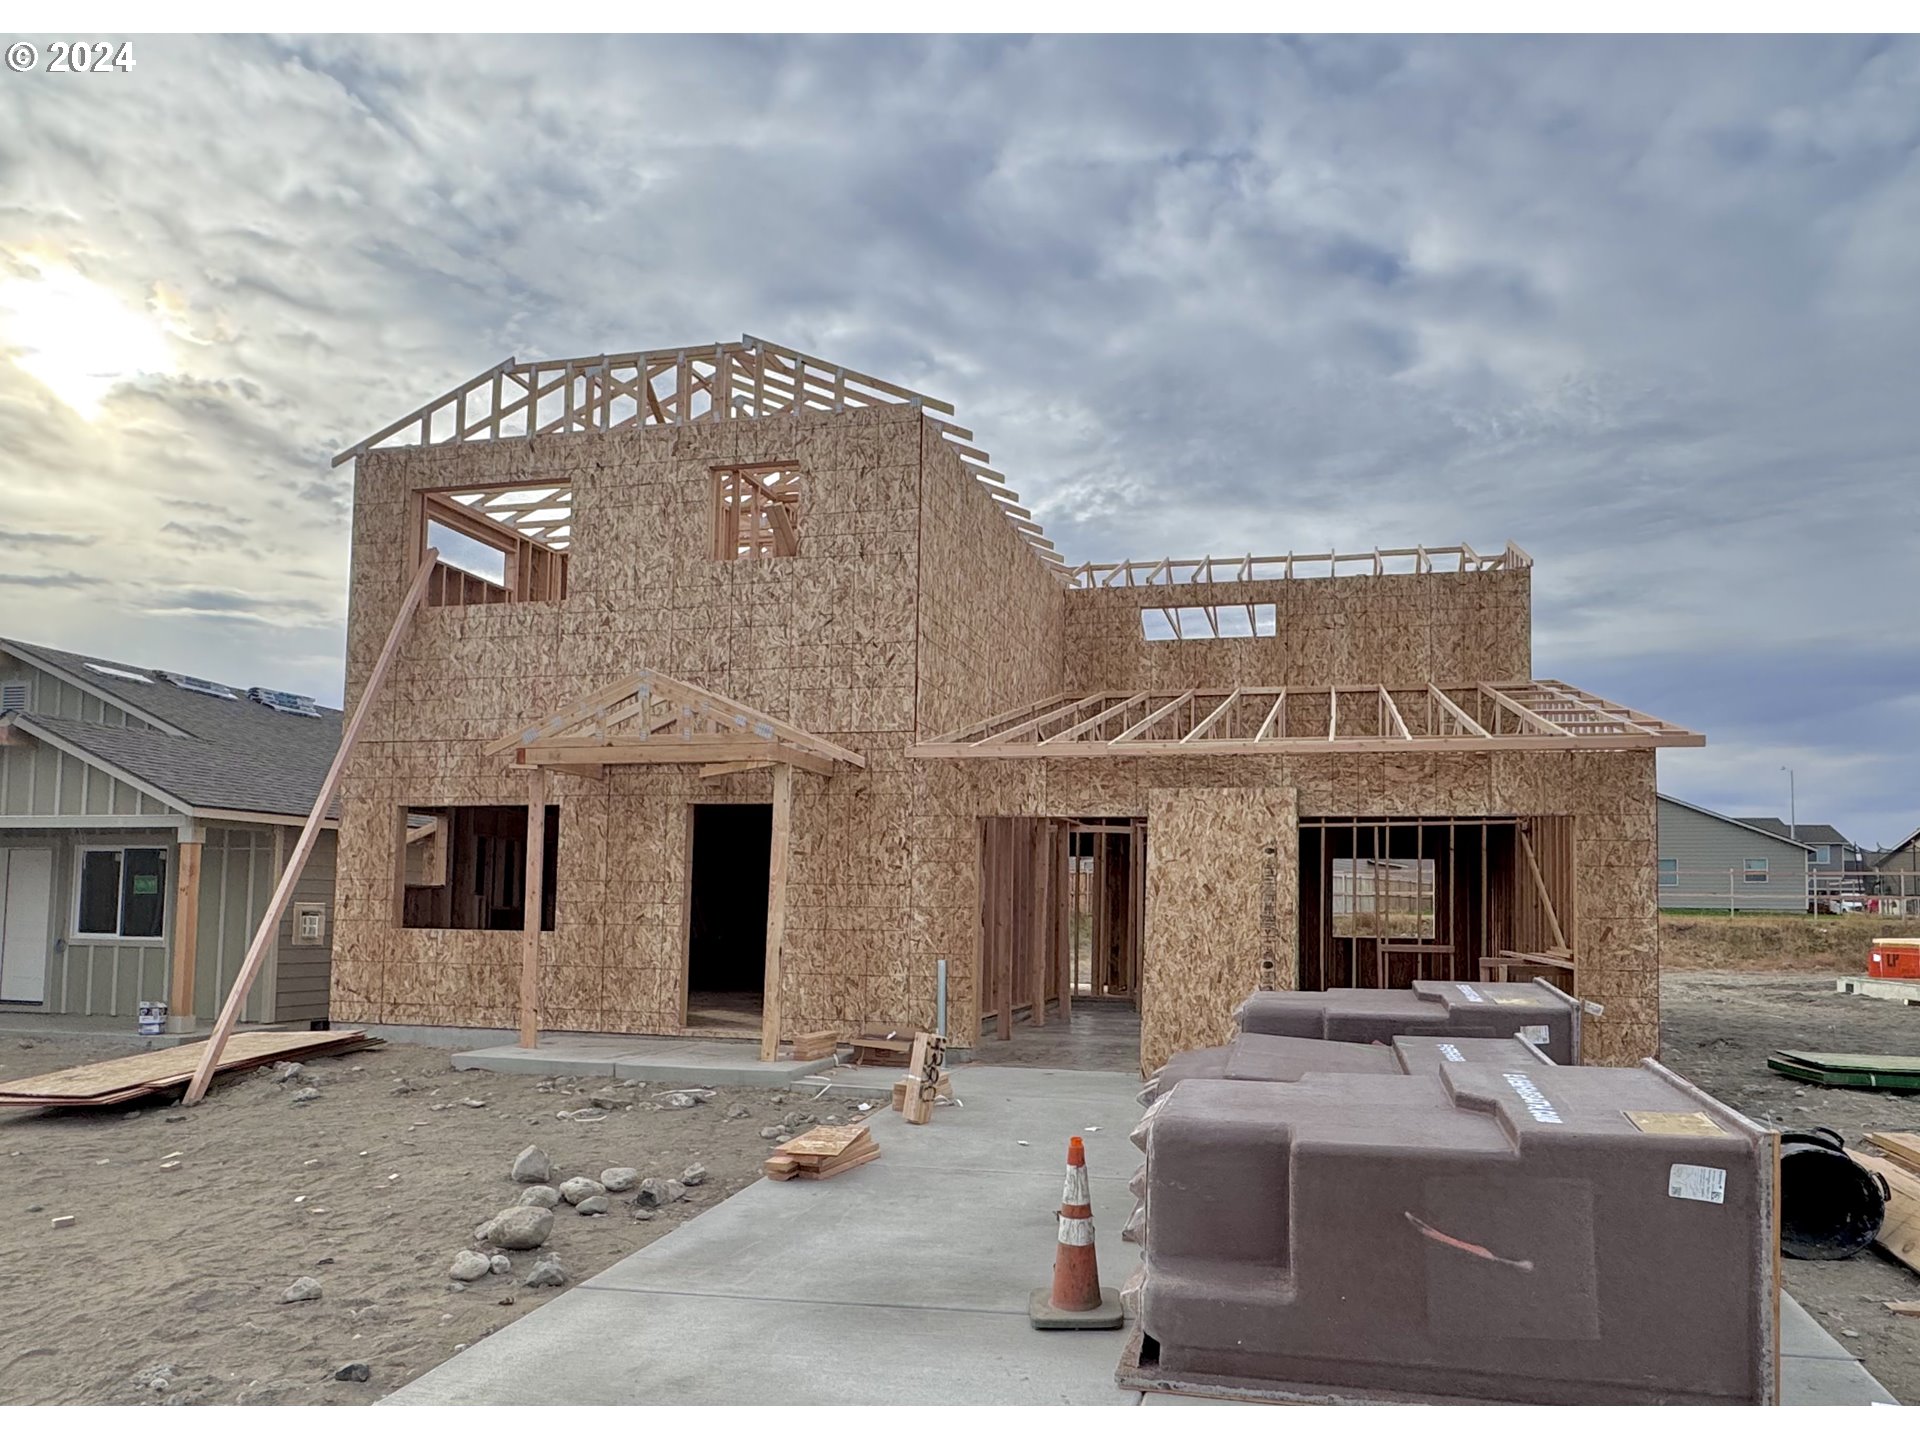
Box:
332, 405, 971, 1038
1062, 568, 1532, 692
911, 422, 1064, 736
907, 748, 1657, 1070
1141, 786, 1298, 1074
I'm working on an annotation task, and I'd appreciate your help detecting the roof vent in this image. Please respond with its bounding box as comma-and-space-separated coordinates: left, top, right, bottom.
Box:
157, 671, 239, 700
1, 681, 27, 712
248, 687, 322, 717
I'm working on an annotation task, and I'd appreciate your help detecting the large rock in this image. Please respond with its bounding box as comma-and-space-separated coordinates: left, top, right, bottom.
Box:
558, 1176, 606, 1206
575, 1195, 609, 1216
525, 1258, 567, 1288
448, 1250, 492, 1282
333, 1362, 371, 1383
517, 1184, 561, 1208
635, 1177, 689, 1208
489, 1255, 512, 1275
481, 1205, 554, 1250
280, 1277, 322, 1303
510, 1145, 551, 1184
599, 1167, 640, 1193
680, 1163, 708, 1188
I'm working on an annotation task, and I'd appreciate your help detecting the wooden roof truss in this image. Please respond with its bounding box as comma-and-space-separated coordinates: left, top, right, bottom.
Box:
487, 668, 867, 777
1070, 542, 1533, 590
333, 335, 1066, 580
909, 680, 1702, 758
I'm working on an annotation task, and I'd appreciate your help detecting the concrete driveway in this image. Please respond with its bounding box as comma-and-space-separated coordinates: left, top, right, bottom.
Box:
386, 1064, 1146, 1404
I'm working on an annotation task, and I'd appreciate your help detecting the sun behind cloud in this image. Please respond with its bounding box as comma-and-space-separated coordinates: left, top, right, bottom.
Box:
0, 253, 177, 420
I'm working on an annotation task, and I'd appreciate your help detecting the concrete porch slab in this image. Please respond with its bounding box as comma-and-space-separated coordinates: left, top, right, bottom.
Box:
451, 1035, 841, 1087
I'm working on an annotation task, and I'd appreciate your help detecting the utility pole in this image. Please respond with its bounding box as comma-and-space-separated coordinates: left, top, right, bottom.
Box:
1781, 766, 1796, 840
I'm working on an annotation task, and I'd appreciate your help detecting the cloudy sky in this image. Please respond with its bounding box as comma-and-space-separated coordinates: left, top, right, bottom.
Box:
2, 35, 1916, 846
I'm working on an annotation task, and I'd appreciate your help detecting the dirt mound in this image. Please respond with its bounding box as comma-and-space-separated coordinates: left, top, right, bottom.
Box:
1660, 913, 1895, 972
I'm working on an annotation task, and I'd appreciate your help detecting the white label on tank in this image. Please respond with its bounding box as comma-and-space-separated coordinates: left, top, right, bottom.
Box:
1520, 1025, 1550, 1044
1456, 983, 1487, 1003
1438, 1043, 1466, 1062
1669, 1164, 1727, 1205
1502, 1071, 1564, 1124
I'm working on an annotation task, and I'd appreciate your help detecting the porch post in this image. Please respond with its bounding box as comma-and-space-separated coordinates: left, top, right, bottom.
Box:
519, 767, 548, 1049
168, 836, 203, 1026
760, 762, 793, 1062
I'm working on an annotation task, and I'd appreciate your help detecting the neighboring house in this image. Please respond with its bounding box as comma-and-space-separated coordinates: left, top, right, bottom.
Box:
1657, 796, 1812, 912
1870, 826, 1920, 916
0, 637, 341, 1029
326, 336, 1703, 1070
1731, 817, 1862, 895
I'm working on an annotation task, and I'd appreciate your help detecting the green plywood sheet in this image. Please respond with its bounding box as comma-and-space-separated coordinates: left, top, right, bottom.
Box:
1768, 1050, 1920, 1091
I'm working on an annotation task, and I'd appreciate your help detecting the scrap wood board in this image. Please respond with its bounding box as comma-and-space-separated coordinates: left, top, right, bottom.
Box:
763, 1123, 879, 1181
1765, 1051, 1920, 1091
1865, 1132, 1920, 1173
1848, 1149, 1920, 1276
848, 1032, 913, 1066
0, 1030, 380, 1108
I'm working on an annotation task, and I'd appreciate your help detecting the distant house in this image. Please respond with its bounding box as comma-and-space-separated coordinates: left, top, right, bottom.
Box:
1870, 825, 1920, 917
1732, 817, 1863, 896
0, 637, 341, 1029
1657, 795, 1812, 912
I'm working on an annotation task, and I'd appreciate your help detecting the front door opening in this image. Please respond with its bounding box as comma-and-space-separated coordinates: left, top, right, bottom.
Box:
684, 803, 772, 1034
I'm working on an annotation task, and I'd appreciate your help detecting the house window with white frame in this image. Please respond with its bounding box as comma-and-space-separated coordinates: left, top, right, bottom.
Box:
1743, 857, 1769, 884
1659, 858, 1677, 888
73, 846, 168, 939
1809, 845, 1831, 866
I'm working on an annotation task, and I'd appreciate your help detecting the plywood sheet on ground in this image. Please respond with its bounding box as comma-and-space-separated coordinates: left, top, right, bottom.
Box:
0, 1030, 380, 1106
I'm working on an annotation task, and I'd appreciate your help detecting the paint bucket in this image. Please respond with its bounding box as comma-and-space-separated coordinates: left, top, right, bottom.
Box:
137, 1001, 168, 1037
1779, 1126, 1888, 1261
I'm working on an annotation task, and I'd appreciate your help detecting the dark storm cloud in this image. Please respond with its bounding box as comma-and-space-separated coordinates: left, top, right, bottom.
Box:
1, 34, 1915, 842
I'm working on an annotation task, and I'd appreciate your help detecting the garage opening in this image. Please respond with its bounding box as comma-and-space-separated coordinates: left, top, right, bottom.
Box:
1297, 816, 1574, 991
684, 803, 772, 1033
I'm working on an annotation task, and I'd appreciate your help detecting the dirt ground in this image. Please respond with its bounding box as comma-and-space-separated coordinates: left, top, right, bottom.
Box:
0, 1036, 860, 1405
1659, 969, 1920, 1402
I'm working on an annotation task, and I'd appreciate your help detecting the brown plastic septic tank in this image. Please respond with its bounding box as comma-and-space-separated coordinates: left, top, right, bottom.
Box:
1119, 1061, 1778, 1405
1236, 978, 1584, 1064
1139, 1032, 1550, 1106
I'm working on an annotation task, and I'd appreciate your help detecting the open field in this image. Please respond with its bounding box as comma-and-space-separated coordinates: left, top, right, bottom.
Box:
1660, 913, 1896, 972
0, 1037, 846, 1405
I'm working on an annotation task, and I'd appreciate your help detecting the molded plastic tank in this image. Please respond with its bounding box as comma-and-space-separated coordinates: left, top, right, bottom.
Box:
1140, 1032, 1549, 1106
1121, 1061, 1777, 1404
1236, 978, 1583, 1064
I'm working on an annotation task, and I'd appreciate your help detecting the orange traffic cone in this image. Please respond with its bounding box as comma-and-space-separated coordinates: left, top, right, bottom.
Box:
1029, 1135, 1124, 1329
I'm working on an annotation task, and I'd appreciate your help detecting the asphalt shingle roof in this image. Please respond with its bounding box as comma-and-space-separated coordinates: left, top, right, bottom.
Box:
1732, 817, 1854, 848
2, 636, 341, 818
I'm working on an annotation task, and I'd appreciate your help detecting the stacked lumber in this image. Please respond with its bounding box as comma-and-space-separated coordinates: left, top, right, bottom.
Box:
787, 1030, 838, 1062
847, 1031, 913, 1067
0, 1030, 381, 1108
763, 1123, 879, 1181
1854, 1132, 1920, 1275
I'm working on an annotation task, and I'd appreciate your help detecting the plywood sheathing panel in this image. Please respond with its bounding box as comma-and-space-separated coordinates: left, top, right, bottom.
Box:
1140, 785, 1298, 1074
911, 414, 1065, 739
1062, 568, 1532, 694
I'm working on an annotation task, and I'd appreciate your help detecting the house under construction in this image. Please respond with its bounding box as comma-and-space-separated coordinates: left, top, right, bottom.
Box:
329, 336, 1701, 1072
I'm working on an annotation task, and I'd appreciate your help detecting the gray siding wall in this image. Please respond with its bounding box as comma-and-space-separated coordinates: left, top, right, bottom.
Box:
193, 826, 276, 1025
274, 826, 334, 1024
0, 828, 178, 1017
1, 658, 175, 818
0, 656, 160, 729
1657, 798, 1809, 912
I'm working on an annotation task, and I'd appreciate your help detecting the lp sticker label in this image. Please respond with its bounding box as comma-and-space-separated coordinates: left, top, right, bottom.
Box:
1669, 1164, 1727, 1205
